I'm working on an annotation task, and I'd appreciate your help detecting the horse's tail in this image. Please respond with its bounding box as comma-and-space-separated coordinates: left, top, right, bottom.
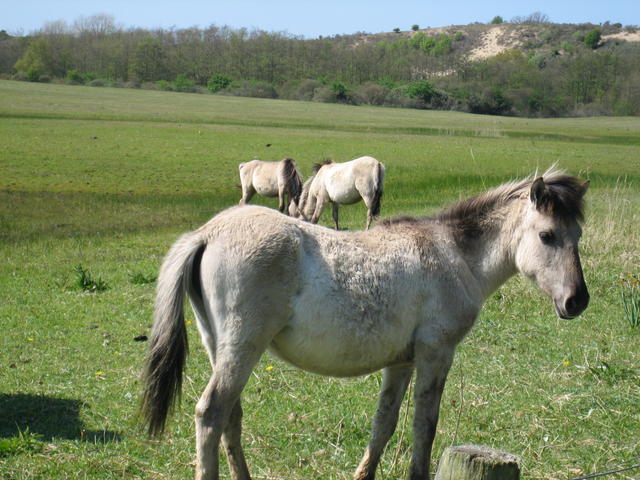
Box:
370, 161, 385, 218
281, 158, 303, 205
141, 231, 206, 436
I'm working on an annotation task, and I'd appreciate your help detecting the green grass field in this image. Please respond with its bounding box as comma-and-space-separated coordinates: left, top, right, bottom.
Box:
1, 80, 638, 480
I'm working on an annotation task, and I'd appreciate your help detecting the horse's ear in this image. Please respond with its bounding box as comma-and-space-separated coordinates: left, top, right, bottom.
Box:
580, 180, 590, 196
530, 177, 548, 207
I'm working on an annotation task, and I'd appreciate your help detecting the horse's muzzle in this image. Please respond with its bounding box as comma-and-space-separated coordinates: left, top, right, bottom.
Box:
555, 287, 590, 319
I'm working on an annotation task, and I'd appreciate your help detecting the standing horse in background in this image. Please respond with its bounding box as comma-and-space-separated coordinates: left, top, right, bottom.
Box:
296, 155, 385, 229
238, 158, 303, 215
142, 169, 589, 480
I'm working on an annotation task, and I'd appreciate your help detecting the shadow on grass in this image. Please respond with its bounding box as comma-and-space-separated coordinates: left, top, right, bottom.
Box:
0, 393, 122, 443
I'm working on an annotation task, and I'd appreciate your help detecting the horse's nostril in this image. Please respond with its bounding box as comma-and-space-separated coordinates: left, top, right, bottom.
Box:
565, 296, 578, 314
565, 290, 589, 316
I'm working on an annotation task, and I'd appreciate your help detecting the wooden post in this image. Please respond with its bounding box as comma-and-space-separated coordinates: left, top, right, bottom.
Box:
434, 445, 521, 480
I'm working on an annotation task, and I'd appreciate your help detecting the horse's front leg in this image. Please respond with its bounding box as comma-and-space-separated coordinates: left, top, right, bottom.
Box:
409, 347, 455, 480
354, 365, 413, 480
310, 194, 326, 224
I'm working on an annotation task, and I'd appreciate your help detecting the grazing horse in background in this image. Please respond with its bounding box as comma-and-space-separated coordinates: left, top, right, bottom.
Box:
238, 158, 303, 215
295, 155, 385, 229
142, 169, 590, 480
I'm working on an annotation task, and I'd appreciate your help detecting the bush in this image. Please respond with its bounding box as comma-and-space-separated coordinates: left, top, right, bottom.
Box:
312, 84, 356, 104
294, 79, 323, 100
467, 87, 513, 115
83, 72, 97, 83
174, 74, 196, 92
87, 78, 107, 87
311, 85, 336, 103
406, 80, 437, 103
26, 68, 40, 82
411, 24, 420, 31
227, 80, 278, 99
491, 16, 504, 24
384, 86, 422, 108
157, 80, 173, 91
584, 28, 602, 49
66, 69, 84, 85
207, 73, 232, 93
331, 81, 350, 102
355, 83, 389, 105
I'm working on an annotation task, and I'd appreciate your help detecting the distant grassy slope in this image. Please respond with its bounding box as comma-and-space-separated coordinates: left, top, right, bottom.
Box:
0, 81, 638, 480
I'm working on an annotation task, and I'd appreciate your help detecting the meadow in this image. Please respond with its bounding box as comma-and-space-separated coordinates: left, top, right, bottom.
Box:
0, 80, 638, 480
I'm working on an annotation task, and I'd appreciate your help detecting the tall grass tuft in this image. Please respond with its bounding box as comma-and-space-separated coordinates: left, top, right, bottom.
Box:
0, 427, 43, 457
74, 264, 109, 293
129, 271, 157, 285
620, 273, 640, 328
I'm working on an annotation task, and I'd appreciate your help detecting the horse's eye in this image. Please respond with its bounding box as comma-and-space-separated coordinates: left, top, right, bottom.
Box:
539, 231, 555, 245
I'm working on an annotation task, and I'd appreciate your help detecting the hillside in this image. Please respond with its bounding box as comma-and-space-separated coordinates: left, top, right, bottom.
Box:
1, 18, 639, 117
348, 21, 640, 64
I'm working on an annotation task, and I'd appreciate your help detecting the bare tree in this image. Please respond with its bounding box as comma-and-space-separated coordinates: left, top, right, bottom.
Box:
73, 14, 117, 36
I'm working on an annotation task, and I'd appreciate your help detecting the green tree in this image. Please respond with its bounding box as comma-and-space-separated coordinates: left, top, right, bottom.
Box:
14, 38, 54, 79
130, 36, 167, 82
491, 16, 504, 24
411, 24, 420, 31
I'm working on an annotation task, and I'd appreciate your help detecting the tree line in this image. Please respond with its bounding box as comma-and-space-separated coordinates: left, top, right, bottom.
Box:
1, 14, 639, 116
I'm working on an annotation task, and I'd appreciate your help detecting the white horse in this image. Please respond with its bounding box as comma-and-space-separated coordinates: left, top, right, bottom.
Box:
295, 155, 385, 229
142, 169, 590, 480
238, 158, 303, 214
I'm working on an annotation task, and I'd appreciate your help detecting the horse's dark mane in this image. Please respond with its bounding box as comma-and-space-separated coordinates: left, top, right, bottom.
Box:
381, 170, 586, 239
312, 158, 333, 174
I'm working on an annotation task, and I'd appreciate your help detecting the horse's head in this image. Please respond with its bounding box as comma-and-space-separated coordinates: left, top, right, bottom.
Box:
514, 176, 590, 319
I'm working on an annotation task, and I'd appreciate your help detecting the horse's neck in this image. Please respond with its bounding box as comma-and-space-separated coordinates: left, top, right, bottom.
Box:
458, 203, 522, 301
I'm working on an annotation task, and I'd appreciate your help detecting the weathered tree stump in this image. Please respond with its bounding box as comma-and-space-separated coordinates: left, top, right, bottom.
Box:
434, 445, 521, 480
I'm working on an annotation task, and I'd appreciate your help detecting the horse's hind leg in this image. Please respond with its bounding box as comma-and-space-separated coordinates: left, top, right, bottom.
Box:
332, 203, 340, 230
354, 365, 413, 480
239, 183, 255, 206
277, 188, 286, 213
222, 400, 250, 480
195, 348, 261, 480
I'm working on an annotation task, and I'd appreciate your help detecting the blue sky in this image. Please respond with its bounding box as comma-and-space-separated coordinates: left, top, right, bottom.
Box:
3, 0, 639, 37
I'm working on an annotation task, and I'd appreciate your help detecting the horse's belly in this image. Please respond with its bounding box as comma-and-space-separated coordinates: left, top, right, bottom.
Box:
269, 310, 415, 377
252, 176, 278, 197
327, 185, 361, 205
